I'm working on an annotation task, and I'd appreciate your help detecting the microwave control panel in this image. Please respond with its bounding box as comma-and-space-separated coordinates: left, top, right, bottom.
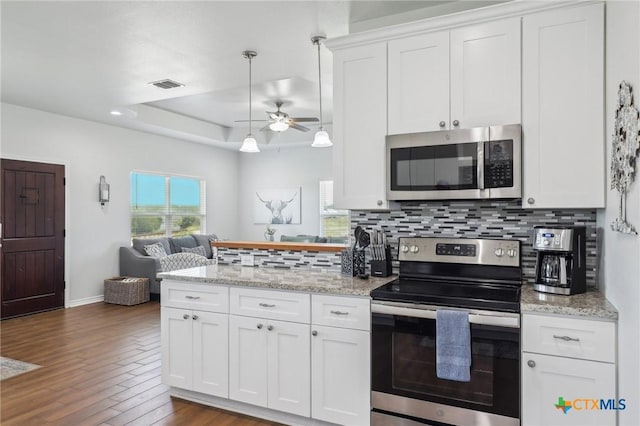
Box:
484, 140, 514, 189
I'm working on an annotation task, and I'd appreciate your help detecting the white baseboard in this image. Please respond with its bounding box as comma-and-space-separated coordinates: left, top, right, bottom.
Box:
68, 295, 104, 307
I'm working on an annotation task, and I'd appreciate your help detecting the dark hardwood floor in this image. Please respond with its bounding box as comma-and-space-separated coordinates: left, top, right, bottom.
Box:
0, 301, 281, 425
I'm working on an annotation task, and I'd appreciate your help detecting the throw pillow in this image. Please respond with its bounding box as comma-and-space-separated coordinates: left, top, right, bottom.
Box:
182, 245, 207, 257
145, 242, 168, 258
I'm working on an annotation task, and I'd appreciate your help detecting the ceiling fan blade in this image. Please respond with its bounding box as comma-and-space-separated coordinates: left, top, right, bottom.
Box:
288, 122, 310, 132
290, 117, 319, 123
235, 119, 268, 122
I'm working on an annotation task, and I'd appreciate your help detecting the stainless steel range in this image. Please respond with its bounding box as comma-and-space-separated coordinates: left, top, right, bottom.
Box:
370, 237, 522, 426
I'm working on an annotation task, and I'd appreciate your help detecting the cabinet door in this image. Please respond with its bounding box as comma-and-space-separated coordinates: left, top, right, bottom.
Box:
332, 42, 389, 210
267, 319, 310, 417
388, 31, 450, 134
450, 17, 521, 129
192, 310, 229, 397
311, 325, 370, 426
161, 307, 193, 389
522, 3, 604, 208
229, 314, 268, 407
522, 352, 616, 426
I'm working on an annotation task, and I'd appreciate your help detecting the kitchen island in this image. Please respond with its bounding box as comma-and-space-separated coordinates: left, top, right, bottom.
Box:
158, 264, 395, 426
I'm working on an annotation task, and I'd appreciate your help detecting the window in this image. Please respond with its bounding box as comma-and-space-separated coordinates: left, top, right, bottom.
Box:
319, 180, 349, 238
130, 172, 205, 239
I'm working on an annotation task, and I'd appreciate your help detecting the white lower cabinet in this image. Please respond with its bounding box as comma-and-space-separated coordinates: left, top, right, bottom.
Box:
521, 313, 617, 426
311, 325, 370, 426
228, 314, 310, 417
522, 352, 616, 426
162, 283, 371, 425
161, 307, 229, 397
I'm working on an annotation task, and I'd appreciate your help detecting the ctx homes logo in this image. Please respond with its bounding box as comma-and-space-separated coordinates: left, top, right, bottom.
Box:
554, 396, 626, 414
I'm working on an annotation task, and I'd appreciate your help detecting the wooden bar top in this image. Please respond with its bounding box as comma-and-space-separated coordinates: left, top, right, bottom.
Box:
211, 240, 347, 253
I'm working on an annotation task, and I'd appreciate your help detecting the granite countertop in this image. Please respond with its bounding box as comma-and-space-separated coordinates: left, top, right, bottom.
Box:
520, 285, 618, 320
158, 264, 396, 297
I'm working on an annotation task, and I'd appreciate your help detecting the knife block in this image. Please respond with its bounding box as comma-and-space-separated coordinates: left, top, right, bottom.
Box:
370, 247, 392, 277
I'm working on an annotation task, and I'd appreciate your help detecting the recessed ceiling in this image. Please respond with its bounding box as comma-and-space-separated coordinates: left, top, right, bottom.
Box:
1, 1, 509, 150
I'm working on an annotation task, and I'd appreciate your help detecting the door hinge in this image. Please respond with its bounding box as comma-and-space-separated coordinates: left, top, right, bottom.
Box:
64, 281, 66, 289
63, 177, 66, 185
63, 229, 66, 237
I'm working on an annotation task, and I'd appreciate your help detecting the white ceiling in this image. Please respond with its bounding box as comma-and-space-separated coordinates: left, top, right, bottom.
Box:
1, 1, 505, 150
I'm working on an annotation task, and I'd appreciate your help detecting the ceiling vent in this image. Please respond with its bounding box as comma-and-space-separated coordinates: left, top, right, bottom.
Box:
149, 79, 185, 89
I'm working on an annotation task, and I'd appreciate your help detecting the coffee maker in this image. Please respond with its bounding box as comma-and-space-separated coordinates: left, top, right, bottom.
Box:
533, 226, 586, 295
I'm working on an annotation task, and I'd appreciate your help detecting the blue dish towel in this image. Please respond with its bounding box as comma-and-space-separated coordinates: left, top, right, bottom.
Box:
436, 309, 471, 382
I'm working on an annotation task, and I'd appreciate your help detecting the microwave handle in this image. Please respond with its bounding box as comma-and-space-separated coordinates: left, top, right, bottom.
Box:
477, 143, 485, 190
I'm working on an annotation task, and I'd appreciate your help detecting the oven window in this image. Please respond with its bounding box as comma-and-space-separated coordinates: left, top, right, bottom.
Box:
372, 313, 520, 419
392, 331, 494, 406
410, 143, 478, 191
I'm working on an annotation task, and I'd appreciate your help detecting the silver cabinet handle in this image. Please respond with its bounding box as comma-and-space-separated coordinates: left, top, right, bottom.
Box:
267, 325, 274, 331
553, 335, 580, 342
312, 330, 318, 337
330, 310, 349, 316
452, 119, 460, 127
259, 303, 276, 308
377, 200, 383, 206
192, 314, 199, 320
439, 121, 446, 128
527, 360, 536, 368
257, 323, 263, 329
185, 295, 200, 300
527, 197, 535, 205
183, 314, 190, 320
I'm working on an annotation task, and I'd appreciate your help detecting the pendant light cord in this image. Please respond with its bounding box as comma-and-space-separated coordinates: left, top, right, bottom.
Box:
316, 40, 323, 129
248, 54, 252, 135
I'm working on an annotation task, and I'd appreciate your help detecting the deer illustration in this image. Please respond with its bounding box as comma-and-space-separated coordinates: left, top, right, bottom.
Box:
256, 191, 297, 224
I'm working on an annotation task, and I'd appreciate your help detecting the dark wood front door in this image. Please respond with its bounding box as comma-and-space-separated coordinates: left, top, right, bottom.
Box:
1, 159, 65, 319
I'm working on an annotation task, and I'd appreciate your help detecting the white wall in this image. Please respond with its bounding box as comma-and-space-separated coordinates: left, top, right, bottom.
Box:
1, 103, 239, 305
599, 2, 640, 424
238, 146, 332, 241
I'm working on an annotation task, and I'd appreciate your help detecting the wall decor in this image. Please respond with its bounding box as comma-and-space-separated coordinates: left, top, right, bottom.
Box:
610, 80, 640, 234
254, 188, 301, 224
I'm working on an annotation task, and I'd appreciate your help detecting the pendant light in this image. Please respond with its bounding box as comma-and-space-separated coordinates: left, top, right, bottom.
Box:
311, 36, 332, 148
240, 50, 260, 153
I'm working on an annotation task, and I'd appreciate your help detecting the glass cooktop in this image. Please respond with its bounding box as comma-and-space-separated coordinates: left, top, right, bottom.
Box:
371, 277, 522, 313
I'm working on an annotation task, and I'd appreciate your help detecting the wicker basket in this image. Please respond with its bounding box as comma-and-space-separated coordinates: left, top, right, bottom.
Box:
104, 277, 149, 306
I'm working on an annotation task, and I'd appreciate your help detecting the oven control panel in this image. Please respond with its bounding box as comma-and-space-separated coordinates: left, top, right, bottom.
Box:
399, 237, 520, 267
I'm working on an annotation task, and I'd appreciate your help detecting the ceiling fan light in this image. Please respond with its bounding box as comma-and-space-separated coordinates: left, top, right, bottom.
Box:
312, 129, 332, 148
240, 135, 260, 153
269, 121, 289, 132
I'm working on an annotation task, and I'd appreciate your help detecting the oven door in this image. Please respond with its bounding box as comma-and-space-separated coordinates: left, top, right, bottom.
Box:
371, 303, 520, 426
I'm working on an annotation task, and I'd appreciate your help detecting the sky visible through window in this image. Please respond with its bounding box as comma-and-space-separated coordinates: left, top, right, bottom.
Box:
130, 174, 200, 207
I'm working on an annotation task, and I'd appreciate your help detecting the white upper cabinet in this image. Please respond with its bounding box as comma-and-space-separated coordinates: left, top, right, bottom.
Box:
332, 42, 389, 210
388, 18, 521, 135
450, 18, 521, 129
388, 31, 450, 134
522, 3, 605, 208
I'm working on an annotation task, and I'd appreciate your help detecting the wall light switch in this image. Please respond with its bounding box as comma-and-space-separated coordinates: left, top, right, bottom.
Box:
240, 254, 255, 267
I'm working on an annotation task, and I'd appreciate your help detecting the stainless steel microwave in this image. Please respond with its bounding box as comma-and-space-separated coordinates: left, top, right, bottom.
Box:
386, 124, 521, 201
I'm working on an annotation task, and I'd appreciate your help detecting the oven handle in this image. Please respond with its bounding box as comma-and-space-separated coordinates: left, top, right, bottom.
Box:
371, 303, 520, 329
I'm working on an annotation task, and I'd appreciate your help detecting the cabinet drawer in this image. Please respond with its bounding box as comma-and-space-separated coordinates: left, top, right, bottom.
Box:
230, 288, 310, 323
312, 295, 370, 331
161, 280, 229, 313
522, 314, 615, 363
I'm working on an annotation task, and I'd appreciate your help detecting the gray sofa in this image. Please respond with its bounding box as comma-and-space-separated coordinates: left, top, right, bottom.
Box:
119, 233, 217, 297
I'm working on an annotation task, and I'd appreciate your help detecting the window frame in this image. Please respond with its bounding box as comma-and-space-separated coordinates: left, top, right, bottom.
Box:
318, 179, 349, 238
130, 171, 206, 239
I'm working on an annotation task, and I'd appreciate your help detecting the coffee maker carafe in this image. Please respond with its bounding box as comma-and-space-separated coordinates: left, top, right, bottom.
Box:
533, 226, 586, 295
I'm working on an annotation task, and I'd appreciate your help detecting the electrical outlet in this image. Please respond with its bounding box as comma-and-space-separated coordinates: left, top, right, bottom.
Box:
240, 254, 254, 267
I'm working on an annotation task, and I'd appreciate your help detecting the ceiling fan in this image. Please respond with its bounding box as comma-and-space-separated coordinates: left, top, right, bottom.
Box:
237, 101, 319, 132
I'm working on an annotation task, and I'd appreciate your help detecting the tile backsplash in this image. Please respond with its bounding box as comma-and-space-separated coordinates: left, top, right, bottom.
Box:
351, 200, 598, 286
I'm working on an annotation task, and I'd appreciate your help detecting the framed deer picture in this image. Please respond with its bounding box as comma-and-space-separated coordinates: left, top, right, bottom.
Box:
254, 188, 301, 224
